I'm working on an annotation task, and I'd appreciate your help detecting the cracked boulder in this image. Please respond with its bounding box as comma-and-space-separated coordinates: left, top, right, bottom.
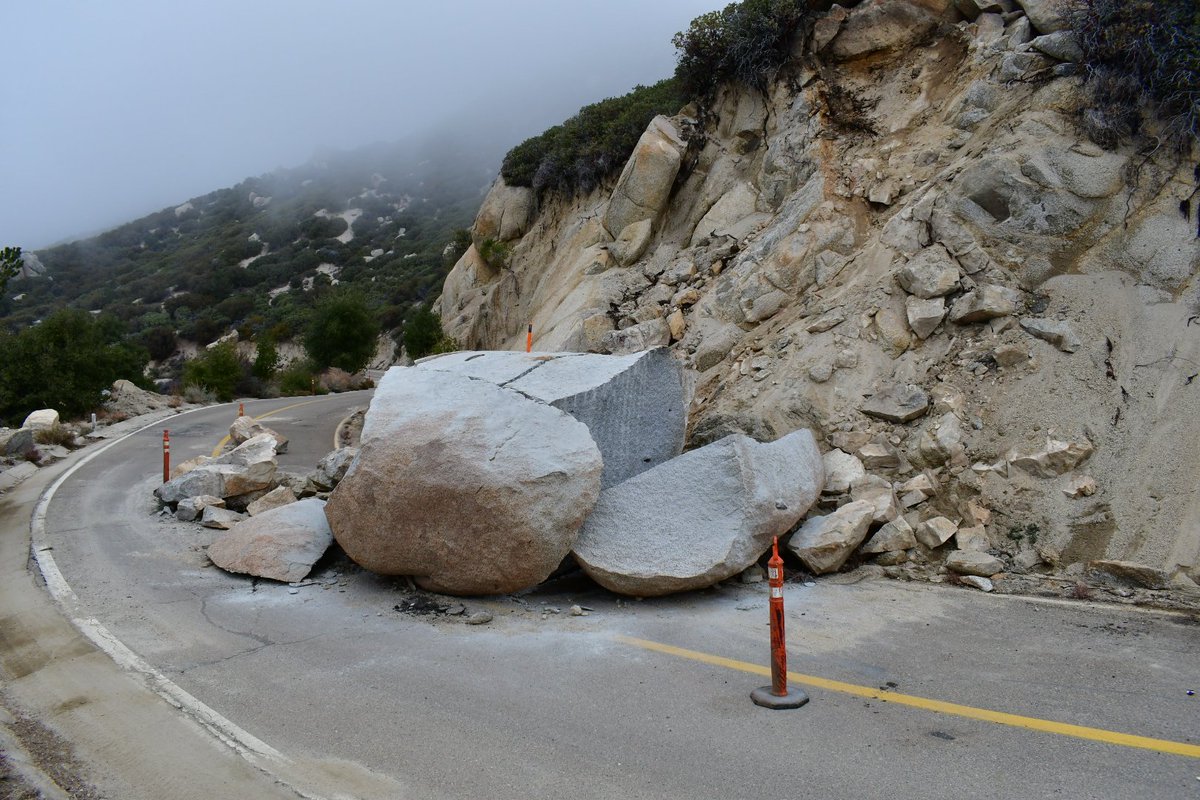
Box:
325, 368, 603, 595
572, 430, 824, 596
416, 348, 688, 488
156, 433, 278, 505
208, 498, 333, 582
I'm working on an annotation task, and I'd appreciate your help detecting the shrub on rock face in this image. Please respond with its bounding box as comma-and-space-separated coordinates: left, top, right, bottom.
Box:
672, 0, 809, 98
1073, 0, 1200, 150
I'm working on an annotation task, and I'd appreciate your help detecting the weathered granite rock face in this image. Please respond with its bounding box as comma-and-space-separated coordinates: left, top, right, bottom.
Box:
208, 498, 333, 582
22, 409, 59, 429
603, 116, 686, 239
416, 348, 689, 488
325, 368, 603, 595
433, 1, 1200, 588
572, 430, 824, 596
473, 179, 535, 246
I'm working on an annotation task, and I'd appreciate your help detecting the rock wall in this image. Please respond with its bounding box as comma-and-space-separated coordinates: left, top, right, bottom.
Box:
437, 0, 1200, 589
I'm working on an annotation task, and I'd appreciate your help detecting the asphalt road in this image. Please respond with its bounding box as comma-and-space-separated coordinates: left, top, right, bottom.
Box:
7, 394, 1200, 798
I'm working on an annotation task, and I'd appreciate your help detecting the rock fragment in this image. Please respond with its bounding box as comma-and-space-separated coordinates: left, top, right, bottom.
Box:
861, 384, 930, 423
1019, 317, 1081, 353
861, 515, 917, 555
945, 550, 1004, 576
787, 500, 876, 575
230, 416, 289, 453
823, 449, 866, 493
915, 516, 958, 548
207, 498, 334, 583
906, 296, 946, 340
949, 284, 1020, 323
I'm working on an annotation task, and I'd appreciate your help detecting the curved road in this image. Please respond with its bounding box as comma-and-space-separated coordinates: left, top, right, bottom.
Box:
2, 394, 1199, 798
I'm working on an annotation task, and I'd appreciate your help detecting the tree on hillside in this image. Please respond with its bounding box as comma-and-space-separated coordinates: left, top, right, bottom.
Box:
0, 246, 23, 297
0, 309, 148, 424
403, 304, 447, 360
304, 291, 378, 373
182, 342, 243, 401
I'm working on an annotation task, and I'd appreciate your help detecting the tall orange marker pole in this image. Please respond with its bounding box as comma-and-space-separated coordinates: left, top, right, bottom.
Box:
238, 402, 245, 417
162, 430, 171, 484
526, 323, 533, 353
750, 537, 809, 709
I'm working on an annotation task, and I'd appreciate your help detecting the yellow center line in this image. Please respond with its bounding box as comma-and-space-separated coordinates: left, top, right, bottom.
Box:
615, 635, 1200, 759
209, 399, 327, 457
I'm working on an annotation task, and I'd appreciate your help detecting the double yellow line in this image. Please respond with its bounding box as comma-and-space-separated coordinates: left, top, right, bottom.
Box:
617, 635, 1200, 759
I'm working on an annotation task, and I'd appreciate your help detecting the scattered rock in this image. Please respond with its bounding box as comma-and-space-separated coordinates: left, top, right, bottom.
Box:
200, 506, 247, 530
1008, 438, 1094, 478
851, 474, 899, 524
21, 409, 60, 429
787, 500, 876, 575
0, 428, 35, 458
857, 442, 900, 470
1019, 317, 1081, 353
1087, 560, 1170, 589
1029, 30, 1082, 62
861, 515, 917, 554
906, 296, 946, 340
246, 485, 298, 516
955, 525, 990, 552
1015, 0, 1069, 33
945, 550, 1005, 576
895, 246, 961, 298
464, 611, 493, 625
308, 447, 358, 491
105, 379, 173, 417
667, 308, 687, 341
959, 575, 994, 592
915, 516, 958, 548
861, 384, 930, 423
574, 430, 824, 596
1062, 475, 1097, 498
918, 413, 965, 466
950, 284, 1021, 325
176, 495, 225, 523
806, 309, 846, 333
325, 368, 603, 595
994, 344, 1028, 366
823, 449, 866, 493
230, 416, 289, 453
207, 498, 333, 583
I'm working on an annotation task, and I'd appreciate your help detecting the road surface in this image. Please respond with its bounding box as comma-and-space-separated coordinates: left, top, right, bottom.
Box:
2, 393, 1198, 798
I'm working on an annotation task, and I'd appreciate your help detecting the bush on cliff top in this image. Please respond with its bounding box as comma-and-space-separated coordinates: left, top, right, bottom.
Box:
501, 0, 807, 197
1074, 0, 1200, 150
501, 78, 687, 194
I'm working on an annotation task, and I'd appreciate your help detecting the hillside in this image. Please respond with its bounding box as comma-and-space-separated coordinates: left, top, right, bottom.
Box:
437, 0, 1200, 600
0, 135, 497, 358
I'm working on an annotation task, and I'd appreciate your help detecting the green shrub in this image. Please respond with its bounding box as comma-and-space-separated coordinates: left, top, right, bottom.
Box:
672, 0, 807, 99
303, 291, 379, 373
1073, 0, 1200, 149
500, 78, 688, 195
403, 304, 458, 360
477, 238, 511, 270
182, 342, 243, 401
278, 361, 321, 395
252, 336, 279, 381
0, 309, 148, 425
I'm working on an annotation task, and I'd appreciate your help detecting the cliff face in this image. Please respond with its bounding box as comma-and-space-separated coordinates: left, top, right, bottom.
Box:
438, 0, 1200, 590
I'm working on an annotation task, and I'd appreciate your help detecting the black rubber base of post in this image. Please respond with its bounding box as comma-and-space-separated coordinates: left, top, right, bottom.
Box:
750, 686, 810, 709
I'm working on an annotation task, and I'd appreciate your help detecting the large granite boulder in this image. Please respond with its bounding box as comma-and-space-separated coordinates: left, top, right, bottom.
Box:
416, 348, 688, 489
603, 116, 686, 239
105, 380, 172, 417
572, 430, 824, 596
472, 179, 535, 246
22, 409, 60, 429
325, 369, 603, 595
207, 498, 333, 582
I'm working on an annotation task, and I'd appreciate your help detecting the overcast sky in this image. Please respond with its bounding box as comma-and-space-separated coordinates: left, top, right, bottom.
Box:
0, 1, 717, 249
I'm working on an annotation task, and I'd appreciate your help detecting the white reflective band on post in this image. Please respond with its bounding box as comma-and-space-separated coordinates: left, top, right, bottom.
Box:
768, 567, 780, 580
770, 586, 783, 599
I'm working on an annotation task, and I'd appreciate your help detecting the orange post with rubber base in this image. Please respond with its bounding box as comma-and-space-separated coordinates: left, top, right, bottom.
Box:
526, 323, 533, 353
238, 402, 244, 417
750, 537, 809, 709
162, 430, 171, 484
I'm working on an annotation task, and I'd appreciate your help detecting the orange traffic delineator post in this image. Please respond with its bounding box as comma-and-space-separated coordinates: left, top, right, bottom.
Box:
750, 537, 809, 709
238, 402, 245, 417
526, 323, 533, 353
162, 430, 171, 484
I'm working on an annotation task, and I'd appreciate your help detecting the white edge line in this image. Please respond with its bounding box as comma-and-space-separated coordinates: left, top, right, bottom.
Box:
28, 405, 290, 767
